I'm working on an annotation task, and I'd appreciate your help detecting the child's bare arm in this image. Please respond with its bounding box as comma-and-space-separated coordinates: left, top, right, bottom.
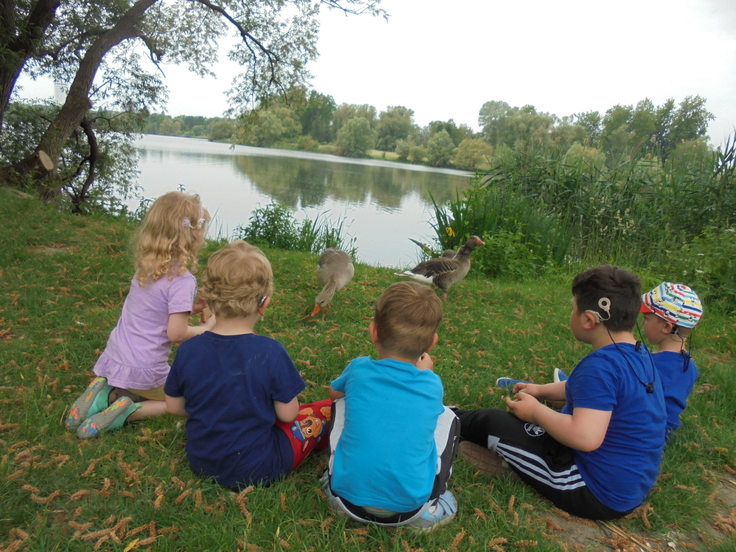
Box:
329, 387, 345, 401
506, 393, 610, 451
514, 381, 566, 401
165, 395, 188, 417
167, 312, 216, 343
274, 397, 299, 423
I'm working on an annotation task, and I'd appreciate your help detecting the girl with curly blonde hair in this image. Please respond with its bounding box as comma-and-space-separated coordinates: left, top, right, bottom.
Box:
65, 191, 216, 438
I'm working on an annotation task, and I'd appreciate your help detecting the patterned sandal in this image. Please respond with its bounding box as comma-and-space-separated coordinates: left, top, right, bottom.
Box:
76, 396, 140, 439
65, 377, 113, 431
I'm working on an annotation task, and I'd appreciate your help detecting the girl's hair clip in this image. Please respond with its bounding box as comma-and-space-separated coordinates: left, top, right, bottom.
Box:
183, 217, 206, 229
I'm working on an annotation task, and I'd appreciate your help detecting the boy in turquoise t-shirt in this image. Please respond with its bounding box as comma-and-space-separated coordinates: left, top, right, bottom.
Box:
324, 281, 459, 532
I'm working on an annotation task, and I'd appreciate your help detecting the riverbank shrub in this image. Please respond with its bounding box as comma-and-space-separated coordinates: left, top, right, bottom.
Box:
431, 183, 572, 279
233, 203, 356, 256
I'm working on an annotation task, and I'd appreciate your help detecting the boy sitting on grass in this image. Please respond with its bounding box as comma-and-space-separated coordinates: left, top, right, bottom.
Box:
323, 281, 460, 532
164, 240, 331, 489
456, 265, 666, 520
640, 282, 703, 439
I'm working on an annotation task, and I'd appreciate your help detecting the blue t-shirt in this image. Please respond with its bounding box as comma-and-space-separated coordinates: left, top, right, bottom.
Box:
652, 351, 698, 437
165, 332, 306, 488
561, 343, 666, 512
330, 356, 445, 512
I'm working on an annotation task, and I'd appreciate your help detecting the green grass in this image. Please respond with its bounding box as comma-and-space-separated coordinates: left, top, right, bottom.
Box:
1, 188, 736, 551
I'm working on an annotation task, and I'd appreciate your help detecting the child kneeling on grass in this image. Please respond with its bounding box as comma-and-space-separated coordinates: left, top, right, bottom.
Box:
324, 281, 460, 532
164, 240, 331, 489
456, 265, 666, 520
640, 282, 703, 439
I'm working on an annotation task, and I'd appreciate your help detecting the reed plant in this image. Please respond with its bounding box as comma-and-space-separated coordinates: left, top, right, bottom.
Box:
430, 133, 736, 310
1, 188, 736, 551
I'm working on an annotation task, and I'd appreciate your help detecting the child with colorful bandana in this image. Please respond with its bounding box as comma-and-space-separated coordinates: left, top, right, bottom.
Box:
640, 282, 703, 438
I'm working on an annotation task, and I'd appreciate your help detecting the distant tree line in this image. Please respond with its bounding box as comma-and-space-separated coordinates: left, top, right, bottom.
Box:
144, 88, 715, 174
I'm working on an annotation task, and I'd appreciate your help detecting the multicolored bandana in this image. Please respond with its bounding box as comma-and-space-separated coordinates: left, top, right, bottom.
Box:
640, 282, 703, 329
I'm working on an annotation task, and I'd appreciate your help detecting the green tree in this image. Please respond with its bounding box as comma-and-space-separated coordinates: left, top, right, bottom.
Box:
408, 144, 426, 164
158, 118, 181, 136
453, 138, 494, 170
478, 100, 514, 144
395, 139, 411, 160
301, 90, 336, 143
426, 129, 455, 167
375, 106, 414, 151
243, 107, 301, 147
208, 120, 236, 142
478, 101, 553, 149
336, 117, 375, 157
574, 111, 602, 144
334, 103, 377, 135
0, 100, 142, 212
0, 0, 385, 200
428, 120, 474, 147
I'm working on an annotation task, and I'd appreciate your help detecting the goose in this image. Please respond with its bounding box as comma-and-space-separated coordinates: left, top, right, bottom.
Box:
396, 235, 485, 300
408, 238, 457, 259
311, 248, 355, 316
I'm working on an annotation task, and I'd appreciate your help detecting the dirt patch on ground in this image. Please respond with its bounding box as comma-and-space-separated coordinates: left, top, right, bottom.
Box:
540, 478, 736, 551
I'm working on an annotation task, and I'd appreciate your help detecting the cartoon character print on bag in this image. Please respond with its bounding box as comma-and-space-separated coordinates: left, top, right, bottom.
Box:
290, 405, 332, 451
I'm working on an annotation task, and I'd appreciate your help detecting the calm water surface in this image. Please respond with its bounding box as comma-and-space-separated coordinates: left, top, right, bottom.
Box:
132, 135, 472, 268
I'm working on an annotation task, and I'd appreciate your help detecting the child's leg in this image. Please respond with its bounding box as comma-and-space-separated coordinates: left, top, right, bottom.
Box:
428, 406, 460, 500
75, 387, 168, 439
275, 399, 332, 471
456, 408, 626, 520
65, 377, 114, 431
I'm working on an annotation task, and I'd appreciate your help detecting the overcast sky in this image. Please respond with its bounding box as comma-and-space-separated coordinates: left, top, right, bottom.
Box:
17, 0, 736, 145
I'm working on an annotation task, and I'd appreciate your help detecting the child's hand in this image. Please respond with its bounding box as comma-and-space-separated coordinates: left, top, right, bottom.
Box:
505, 391, 540, 423
416, 353, 434, 371
192, 296, 208, 316
513, 382, 540, 397
201, 312, 217, 331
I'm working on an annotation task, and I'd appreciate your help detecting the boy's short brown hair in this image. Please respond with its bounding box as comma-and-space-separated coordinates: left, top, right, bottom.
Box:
200, 240, 274, 319
374, 281, 442, 359
572, 265, 641, 333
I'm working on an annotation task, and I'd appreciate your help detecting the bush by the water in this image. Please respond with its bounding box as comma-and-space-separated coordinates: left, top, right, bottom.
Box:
430, 133, 736, 311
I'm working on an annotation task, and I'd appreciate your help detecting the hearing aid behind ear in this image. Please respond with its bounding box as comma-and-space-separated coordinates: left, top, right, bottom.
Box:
586, 297, 611, 323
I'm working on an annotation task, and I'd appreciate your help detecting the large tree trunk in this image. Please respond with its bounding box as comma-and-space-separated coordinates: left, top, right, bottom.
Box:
0, 0, 61, 130
0, 0, 158, 197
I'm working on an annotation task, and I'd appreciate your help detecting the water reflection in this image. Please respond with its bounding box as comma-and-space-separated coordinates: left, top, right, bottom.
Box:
133, 135, 472, 268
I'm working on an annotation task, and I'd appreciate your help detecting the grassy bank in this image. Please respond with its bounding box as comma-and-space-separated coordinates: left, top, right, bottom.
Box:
1, 188, 736, 551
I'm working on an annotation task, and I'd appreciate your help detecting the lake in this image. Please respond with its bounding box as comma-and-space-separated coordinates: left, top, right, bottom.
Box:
131, 135, 473, 268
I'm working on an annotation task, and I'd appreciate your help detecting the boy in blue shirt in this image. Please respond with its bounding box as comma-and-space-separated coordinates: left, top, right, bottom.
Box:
164, 240, 332, 489
324, 281, 459, 531
457, 265, 666, 520
640, 282, 703, 438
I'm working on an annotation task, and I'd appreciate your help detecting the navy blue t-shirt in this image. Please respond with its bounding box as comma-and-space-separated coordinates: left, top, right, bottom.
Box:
165, 332, 306, 488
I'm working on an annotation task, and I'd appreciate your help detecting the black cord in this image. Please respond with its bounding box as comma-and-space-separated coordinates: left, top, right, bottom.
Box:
607, 328, 656, 393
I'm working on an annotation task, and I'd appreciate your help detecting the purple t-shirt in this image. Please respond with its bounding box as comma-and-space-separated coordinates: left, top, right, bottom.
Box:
94, 271, 196, 390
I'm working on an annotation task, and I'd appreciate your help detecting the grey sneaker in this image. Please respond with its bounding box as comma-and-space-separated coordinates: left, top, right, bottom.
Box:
404, 491, 457, 532
459, 441, 517, 478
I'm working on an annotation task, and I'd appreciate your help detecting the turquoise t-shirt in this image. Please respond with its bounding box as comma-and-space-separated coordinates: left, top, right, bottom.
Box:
330, 356, 444, 512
